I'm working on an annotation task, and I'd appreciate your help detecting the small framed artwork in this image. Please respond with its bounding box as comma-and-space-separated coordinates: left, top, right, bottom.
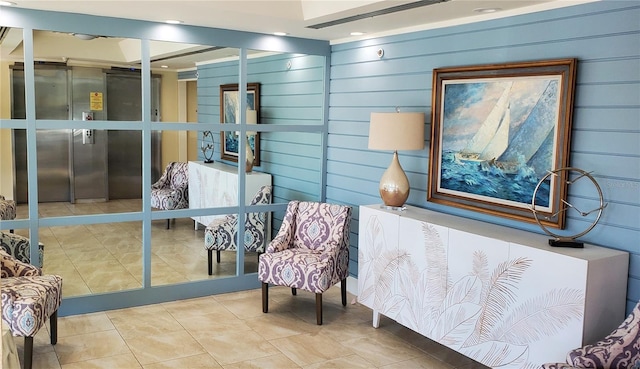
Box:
220, 82, 260, 165
428, 58, 577, 228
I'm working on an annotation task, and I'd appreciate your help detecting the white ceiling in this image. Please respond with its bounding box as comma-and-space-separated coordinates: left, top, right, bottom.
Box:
1, 0, 596, 70
5, 0, 595, 42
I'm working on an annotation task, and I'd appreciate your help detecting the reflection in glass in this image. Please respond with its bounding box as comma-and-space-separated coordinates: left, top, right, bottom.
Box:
7, 31, 148, 209
202, 183, 272, 276
2, 29, 25, 216
2, 228, 38, 266
4, 129, 27, 218
151, 216, 213, 286
3, 28, 25, 119
40, 221, 143, 297
204, 210, 267, 277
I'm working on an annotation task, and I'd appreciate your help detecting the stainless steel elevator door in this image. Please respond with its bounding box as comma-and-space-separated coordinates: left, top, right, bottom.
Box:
105, 73, 162, 200
71, 67, 108, 202
12, 68, 71, 203
106, 73, 143, 200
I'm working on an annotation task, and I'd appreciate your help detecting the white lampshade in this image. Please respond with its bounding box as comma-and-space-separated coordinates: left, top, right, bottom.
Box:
246, 109, 257, 136
368, 111, 425, 209
368, 112, 425, 151
236, 109, 258, 136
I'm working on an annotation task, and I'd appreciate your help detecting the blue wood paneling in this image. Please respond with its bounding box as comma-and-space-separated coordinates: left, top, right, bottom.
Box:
196, 53, 326, 203
327, 0, 640, 312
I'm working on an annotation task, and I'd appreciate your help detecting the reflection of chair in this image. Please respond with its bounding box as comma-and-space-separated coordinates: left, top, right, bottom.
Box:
0, 231, 44, 268
204, 185, 272, 275
1, 239, 61, 369
151, 162, 189, 229
542, 301, 640, 369
258, 201, 352, 325
0, 195, 16, 233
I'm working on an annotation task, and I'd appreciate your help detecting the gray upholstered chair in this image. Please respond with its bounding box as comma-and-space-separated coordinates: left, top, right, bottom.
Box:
151, 162, 189, 229
204, 185, 272, 275
542, 301, 640, 369
1, 234, 61, 369
258, 201, 352, 325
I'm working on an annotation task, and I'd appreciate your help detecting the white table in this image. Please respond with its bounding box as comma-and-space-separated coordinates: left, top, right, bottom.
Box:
188, 161, 272, 230
358, 204, 629, 368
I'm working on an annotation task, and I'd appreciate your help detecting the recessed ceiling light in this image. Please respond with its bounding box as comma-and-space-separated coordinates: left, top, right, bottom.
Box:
473, 7, 502, 13
72, 33, 98, 40
0, 1, 17, 6
165, 19, 183, 24
350, 32, 365, 36
273, 32, 288, 36
161, 65, 169, 69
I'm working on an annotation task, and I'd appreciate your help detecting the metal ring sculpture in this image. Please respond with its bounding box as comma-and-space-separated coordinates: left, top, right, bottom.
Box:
531, 167, 607, 245
201, 131, 215, 163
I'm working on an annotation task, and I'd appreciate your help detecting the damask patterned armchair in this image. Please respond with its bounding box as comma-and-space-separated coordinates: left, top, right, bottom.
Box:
204, 185, 272, 275
0, 231, 44, 268
542, 300, 640, 369
151, 162, 189, 229
1, 237, 62, 369
0, 195, 16, 233
258, 201, 352, 325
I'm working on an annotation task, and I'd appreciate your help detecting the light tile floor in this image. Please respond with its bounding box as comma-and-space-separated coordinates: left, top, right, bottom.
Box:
14, 201, 253, 298
12, 286, 488, 369
8, 201, 489, 368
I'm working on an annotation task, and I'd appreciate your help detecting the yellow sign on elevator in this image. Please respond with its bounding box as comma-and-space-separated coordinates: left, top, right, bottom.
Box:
90, 92, 103, 111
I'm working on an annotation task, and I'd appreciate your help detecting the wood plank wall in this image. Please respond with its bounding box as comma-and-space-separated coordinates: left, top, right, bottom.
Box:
326, 0, 640, 312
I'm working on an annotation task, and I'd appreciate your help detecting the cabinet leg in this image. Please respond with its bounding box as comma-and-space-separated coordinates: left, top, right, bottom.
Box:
372, 310, 380, 328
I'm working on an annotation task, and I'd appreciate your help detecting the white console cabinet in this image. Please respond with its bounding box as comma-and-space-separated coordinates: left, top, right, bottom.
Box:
188, 161, 271, 229
358, 204, 628, 368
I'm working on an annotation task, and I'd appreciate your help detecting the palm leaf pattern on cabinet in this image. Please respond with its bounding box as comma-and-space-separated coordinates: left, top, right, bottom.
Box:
360, 216, 584, 368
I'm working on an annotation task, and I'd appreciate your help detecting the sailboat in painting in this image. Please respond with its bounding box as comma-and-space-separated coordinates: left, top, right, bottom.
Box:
455, 82, 515, 171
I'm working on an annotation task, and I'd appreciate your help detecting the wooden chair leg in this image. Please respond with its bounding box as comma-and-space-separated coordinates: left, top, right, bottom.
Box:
216, 250, 221, 263
24, 336, 33, 369
262, 282, 269, 313
341, 279, 347, 306
166, 219, 170, 229
291, 288, 297, 296
316, 293, 323, 325
207, 250, 213, 275
50, 310, 58, 345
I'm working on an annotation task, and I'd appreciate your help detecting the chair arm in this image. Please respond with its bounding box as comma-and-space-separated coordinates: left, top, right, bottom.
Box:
204, 214, 239, 248
0, 232, 44, 267
266, 230, 292, 253
151, 166, 172, 189
266, 202, 298, 253
0, 249, 42, 277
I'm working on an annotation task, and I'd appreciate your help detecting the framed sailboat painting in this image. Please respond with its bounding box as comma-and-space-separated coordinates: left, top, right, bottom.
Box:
428, 59, 577, 229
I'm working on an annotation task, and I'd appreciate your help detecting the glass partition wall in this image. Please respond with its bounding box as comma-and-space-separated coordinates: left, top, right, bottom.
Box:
0, 7, 330, 316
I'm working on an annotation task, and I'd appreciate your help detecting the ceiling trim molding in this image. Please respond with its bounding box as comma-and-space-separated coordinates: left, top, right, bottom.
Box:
306, 0, 447, 29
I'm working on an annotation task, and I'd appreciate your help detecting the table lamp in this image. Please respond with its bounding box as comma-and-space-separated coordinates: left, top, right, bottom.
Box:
368, 111, 425, 209
244, 109, 257, 172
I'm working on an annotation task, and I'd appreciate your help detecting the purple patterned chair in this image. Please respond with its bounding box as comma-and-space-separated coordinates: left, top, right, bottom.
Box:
0, 195, 16, 233
151, 162, 189, 229
542, 301, 640, 369
204, 185, 272, 275
1, 249, 62, 369
258, 201, 352, 325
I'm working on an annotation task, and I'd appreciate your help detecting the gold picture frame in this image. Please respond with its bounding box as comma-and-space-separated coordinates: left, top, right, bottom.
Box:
428, 58, 577, 228
220, 83, 260, 165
